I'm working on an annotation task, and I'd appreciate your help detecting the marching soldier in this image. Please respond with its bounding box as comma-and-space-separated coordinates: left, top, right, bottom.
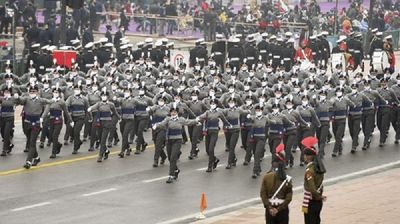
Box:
152, 107, 199, 184
88, 90, 120, 163
189, 39, 204, 67
42, 87, 71, 158
0, 86, 18, 156
244, 35, 259, 69
21, 85, 53, 169
260, 144, 293, 224
369, 31, 383, 60
352, 33, 364, 70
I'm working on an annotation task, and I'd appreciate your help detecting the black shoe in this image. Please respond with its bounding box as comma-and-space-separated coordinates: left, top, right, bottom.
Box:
299, 162, 304, 167
160, 157, 166, 165
39, 142, 44, 149
206, 167, 212, 172
8, 144, 14, 153
243, 161, 249, 166
338, 151, 343, 156
82, 137, 87, 142
0, 151, 6, 156
252, 173, 257, 179
107, 144, 112, 148
118, 152, 125, 158
49, 154, 56, 159
350, 148, 356, 154
362, 145, 368, 150
174, 169, 180, 179
46, 142, 51, 147
226, 164, 232, 169
95, 141, 100, 149
379, 142, 384, 147
24, 161, 32, 169
153, 160, 159, 168
289, 160, 294, 168
213, 159, 220, 169
72, 150, 78, 154
88, 147, 95, 152
23, 148, 29, 153
126, 148, 131, 156
55, 143, 62, 154
332, 153, 337, 157
104, 150, 110, 160
141, 143, 148, 152
69, 139, 73, 143
225, 148, 229, 152
135, 150, 141, 155
97, 157, 103, 163
32, 157, 41, 166
166, 176, 174, 184
395, 140, 399, 145
188, 154, 194, 160
64, 141, 69, 146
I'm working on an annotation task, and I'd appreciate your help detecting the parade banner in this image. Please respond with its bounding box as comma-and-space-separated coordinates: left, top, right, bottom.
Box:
52, 50, 77, 69
170, 50, 190, 68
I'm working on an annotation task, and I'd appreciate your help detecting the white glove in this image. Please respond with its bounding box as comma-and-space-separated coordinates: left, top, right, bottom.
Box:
246, 114, 251, 119
195, 117, 200, 122
113, 96, 117, 101
87, 108, 92, 112
312, 95, 317, 99
146, 107, 150, 112
307, 123, 311, 128
70, 122, 74, 127
13, 93, 19, 98
229, 125, 233, 129
152, 124, 157, 130
40, 118, 43, 126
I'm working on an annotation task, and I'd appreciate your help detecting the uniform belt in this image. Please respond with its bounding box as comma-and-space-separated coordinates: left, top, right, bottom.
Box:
283, 58, 291, 61
260, 50, 267, 53
253, 127, 265, 134
247, 56, 255, 60
312, 52, 316, 55
214, 52, 222, 55
269, 198, 284, 206
273, 55, 280, 59
334, 110, 347, 116
25, 115, 40, 123
317, 112, 330, 118
349, 49, 354, 52
230, 57, 239, 61
99, 111, 112, 118
168, 128, 182, 136
1, 106, 14, 113
135, 105, 147, 112
152, 116, 165, 124
50, 109, 62, 117
350, 106, 362, 112
354, 50, 361, 53
121, 108, 135, 114
207, 120, 219, 128
228, 119, 239, 126
70, 105, 85, 112
197, 58, 205, 62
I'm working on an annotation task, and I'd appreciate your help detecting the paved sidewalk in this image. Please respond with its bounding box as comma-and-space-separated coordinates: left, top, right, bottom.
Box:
192, 168, 400, 224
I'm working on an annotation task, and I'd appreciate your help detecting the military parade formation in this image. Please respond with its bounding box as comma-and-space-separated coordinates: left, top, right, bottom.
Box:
0, 25, 399, 223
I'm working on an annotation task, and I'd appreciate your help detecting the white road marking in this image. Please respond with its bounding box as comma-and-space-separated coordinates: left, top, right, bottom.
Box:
196, 164, 224, 171
142, 176, 170, 183
157, 160, 400, 224
11, 202, 52, 212
81, 188, 117, 197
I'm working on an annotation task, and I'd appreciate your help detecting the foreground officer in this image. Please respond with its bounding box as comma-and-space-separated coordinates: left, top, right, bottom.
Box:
260, 144, 293, 224
301, 137, 326, 224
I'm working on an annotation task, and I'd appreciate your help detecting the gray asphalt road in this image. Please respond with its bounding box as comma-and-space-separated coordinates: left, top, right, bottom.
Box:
0, 120, 399, 224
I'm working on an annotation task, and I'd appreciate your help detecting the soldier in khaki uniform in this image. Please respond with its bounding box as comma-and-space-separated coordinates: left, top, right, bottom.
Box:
260, 144, 293, 224
301, 137, 327, 224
